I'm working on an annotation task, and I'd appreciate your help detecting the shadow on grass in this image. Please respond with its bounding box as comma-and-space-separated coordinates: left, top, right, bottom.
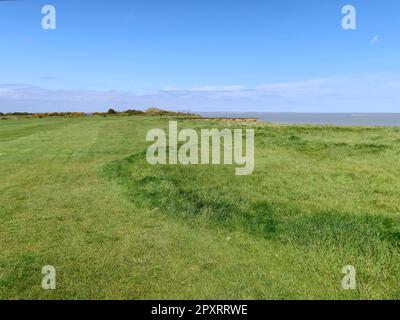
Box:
103, 151, 400, 256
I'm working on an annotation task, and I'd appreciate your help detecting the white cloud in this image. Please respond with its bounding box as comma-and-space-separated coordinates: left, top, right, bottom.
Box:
1, 74, 400, 113
162, 85, 246, 94
370, 35, 380, 46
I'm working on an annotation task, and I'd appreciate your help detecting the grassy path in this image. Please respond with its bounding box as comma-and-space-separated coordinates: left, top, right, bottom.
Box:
1, 117, 399, 299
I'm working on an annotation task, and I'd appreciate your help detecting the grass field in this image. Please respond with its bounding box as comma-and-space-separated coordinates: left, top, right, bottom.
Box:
1, 116, 400, 299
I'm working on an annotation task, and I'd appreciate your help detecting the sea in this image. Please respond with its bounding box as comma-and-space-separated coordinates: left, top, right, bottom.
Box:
200, 113, 400, 126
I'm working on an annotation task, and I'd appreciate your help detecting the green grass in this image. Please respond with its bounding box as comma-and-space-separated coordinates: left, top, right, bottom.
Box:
1, 116, 400, 299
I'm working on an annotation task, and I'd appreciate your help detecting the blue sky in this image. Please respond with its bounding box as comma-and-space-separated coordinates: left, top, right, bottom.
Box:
0, 0, 399, 112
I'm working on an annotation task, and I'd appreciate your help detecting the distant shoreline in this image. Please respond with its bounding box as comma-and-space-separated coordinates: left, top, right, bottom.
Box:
3, 111, 400, 127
